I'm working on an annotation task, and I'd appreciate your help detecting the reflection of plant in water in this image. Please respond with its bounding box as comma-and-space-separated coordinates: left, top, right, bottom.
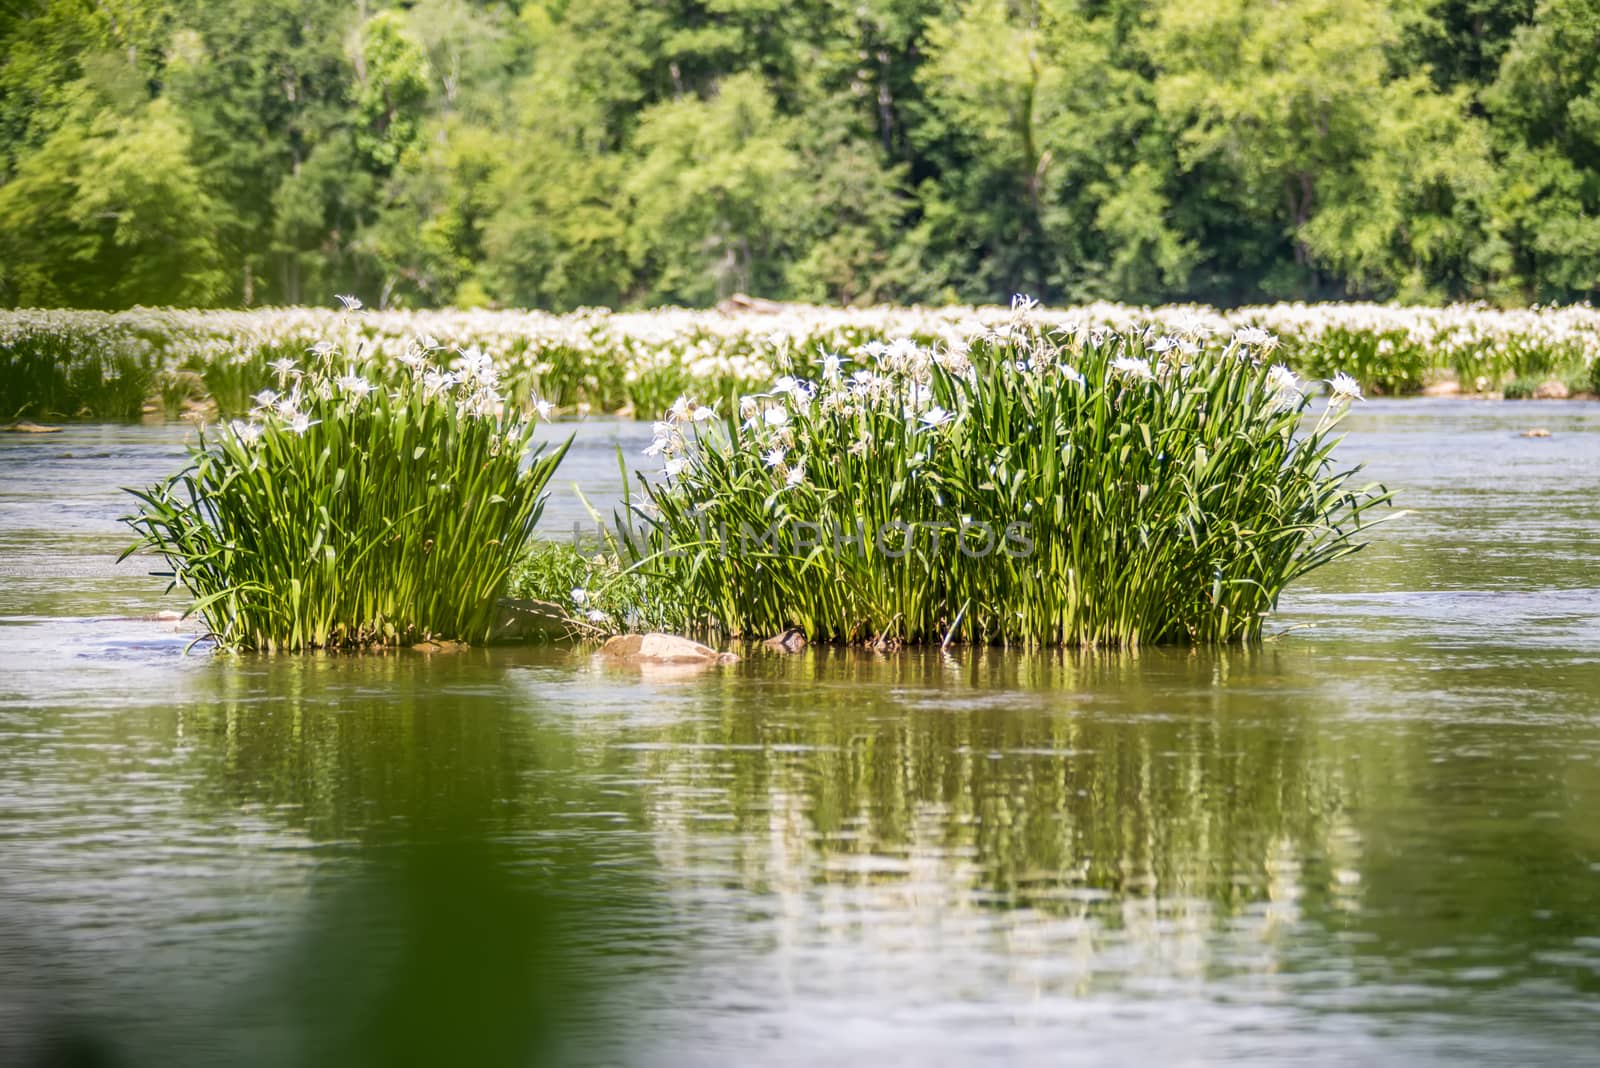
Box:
630, 649, 1357, 911
609, 646, 1600, 996
607, 644, 1381, 991
155, 653, 678, 1066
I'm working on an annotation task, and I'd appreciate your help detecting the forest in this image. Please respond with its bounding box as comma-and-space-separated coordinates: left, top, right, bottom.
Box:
2, 0, 1597, 311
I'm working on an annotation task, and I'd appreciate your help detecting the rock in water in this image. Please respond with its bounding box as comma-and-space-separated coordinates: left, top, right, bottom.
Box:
1521, 427, 1552, 438
599, 633, 739, 665
1532, 380, 1571, 400
2, 422, 62, 434
763, 628, 807, 653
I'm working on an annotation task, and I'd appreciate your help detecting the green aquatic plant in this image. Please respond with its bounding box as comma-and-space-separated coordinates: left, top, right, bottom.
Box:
506, 540, 679, 637
6, 303, 1600, 422
0, 311, 160, 420
628, 311, 1392, 648
122, 338, 569, 651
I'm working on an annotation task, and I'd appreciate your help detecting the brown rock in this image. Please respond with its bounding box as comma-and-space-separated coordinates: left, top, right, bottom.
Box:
763, 627, 807, 653
1532, 380, 1571, 400
716, 293, 789, 314
1521, 427, 1552, 438
2, 422, 62, 433
1421, 376, 1462, 397
599, 633, 739, 665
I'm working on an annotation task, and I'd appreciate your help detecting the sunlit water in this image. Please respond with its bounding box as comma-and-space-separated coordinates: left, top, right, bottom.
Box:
2, 403, 1598, 1066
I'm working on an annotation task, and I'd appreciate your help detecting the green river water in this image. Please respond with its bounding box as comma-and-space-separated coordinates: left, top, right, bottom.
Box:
2, 400, 1598, 1066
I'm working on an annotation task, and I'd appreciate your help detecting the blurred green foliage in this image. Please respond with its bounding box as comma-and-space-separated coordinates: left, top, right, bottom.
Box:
2, 0, 1598, 310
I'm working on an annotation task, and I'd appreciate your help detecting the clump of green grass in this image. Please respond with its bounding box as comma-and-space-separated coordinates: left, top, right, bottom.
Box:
122, 338, 569, 651
0, 311, 159, 420
1502, 375, 1538, 400
506, 540, 675, 636
626, 313, 1392, 648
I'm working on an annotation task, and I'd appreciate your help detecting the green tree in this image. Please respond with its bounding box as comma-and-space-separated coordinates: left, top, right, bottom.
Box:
1483, 0, 1600, 298
1147, 0, 1499, 299
0, 86, 226, 307
624, 72, 806, 303
351, 10, 433, 173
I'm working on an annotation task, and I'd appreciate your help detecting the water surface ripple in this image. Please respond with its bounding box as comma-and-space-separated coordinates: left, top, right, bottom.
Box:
2, 401, 1598, 1066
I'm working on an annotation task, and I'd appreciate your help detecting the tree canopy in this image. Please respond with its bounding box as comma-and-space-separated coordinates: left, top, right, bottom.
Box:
2, 0, 1596, 309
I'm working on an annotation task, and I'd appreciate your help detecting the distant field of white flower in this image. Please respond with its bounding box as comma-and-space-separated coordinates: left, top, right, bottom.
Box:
3, 300, 1597, 420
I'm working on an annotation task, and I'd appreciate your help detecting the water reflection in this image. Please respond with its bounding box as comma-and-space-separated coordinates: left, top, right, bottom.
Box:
3, 403, 1600, 1064
1, 652, 677, 1068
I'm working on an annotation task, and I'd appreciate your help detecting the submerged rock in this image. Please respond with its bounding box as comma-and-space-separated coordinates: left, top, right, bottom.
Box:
598, 633, 739, 665
1521, 427, 1552, 438
2, 422, 62, 434
1421, 375, 1462, 397
411, 639, 469, 653
763, 627, 807, 653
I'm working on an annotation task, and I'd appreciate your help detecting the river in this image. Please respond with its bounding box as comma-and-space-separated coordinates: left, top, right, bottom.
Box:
2, 400, 1598, 1066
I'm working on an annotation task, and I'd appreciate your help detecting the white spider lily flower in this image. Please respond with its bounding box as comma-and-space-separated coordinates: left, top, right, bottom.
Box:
1234, 326, 1275, 348
886, 337, 920, 364
664, 456, 689, 478
308, 340, 336, 359
1112, 356, 1156, 382
669, 395, 691, 422
821, 351, 844, 381
269, 357, 299, 380
1061, 365, 1086, 387
252, 388, 279, 409
920, 406, 952, 428
1266, 365, 1303, 409
692, 404, 716, 422
275, 394, 302, 419
229, 419, 262, 446
848, 437, 871, 458
336, 294, 362, 311
772, 375, 799, 396
335, 373, 374, 400
570, 588, 588, 606
288, 412, 316, 435
763, 447, 786, 468
457, 346, 496, 384
642, 436, 669, 457
763, 406, 789, 428
586, 609, 607, 623
1172, 311, 1213, 339
785, 461, 806, 487
535, 398, 555, 420
1329, 372, 1364, 402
